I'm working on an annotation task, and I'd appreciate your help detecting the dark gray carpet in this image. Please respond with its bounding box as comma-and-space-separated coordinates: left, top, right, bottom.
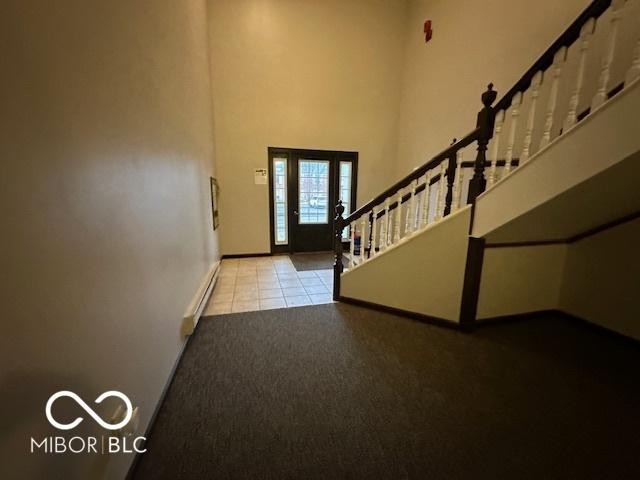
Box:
133, 304, 640, 480
289, 252, 336, 271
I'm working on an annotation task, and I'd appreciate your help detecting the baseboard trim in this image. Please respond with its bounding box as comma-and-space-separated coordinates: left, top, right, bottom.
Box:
478, 309, 640, 344
338, 295, 461, 330
476, 309, 562, 325
125, 326, 192, 479
181, 260, 220, 336
221, 252, 272, 259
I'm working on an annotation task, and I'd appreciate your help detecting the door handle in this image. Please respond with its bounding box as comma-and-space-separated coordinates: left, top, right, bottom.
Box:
294, 211, 299, 215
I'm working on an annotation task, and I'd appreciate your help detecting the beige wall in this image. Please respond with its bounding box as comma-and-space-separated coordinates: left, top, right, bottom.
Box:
395, 0, 590, 176
341, 206, 472, 322
560, 218, 640, 341
207, 0, 408, 254
477, 244, 567, 320
0, 1, 218, 478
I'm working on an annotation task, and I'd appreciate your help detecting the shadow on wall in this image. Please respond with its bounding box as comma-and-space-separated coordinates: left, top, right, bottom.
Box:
0, 370, 131, 479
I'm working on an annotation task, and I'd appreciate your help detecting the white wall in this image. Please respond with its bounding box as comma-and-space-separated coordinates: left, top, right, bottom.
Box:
207, 0, 408, 254
560, 218, 640, 340
395, 0, 590, 177
0, 1, 219, 478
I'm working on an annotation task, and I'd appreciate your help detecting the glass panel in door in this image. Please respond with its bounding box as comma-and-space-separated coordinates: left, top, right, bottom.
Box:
298, 160, 329, 224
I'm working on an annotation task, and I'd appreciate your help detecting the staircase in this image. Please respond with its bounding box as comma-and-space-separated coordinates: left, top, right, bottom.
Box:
331, 0, 640, 336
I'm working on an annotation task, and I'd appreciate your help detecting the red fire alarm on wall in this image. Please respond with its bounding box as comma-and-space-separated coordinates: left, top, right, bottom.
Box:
424, 20, 433, 43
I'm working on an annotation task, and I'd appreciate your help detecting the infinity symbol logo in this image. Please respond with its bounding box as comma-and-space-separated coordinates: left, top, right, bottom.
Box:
45, 391, 133, 431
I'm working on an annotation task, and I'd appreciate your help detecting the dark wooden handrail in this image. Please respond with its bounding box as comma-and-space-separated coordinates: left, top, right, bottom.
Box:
372, 158, 519, 221
494, 0, 611, 112
343, 128, 480, 224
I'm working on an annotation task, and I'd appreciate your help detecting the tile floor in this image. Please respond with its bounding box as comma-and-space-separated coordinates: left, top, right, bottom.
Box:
203, 256, 334, 315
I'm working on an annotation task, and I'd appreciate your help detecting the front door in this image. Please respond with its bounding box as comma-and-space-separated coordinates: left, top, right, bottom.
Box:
291, 155, 335, 252
268, 148, 357, 254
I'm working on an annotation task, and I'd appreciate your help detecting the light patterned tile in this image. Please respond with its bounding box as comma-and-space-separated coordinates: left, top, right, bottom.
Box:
282, 287, 307, 297
304, 284, 329, 295
296, 271, 318, 278
275, 265, 296, 274
259, 297, 287, 310
259, 288, 283, 299
236, 271, 257, 279
272, 256, 291, 263
231, 300, 259, 313
285, 295, 312, 307
258, 270, 278, 277
205, 302, 231, 315
276, 273, 298, 281
218, 269, 237, 278
300, 277, 323, 287
237, 268, 257, 276
309, 293, 333, 305
212, 284, 234, 295
279, 279, 302, 289
216, 277, 236, 288
235, 276, 258, 287
258, 280, 280, 290
233, 289, 259, 301
211, 292, 234, 304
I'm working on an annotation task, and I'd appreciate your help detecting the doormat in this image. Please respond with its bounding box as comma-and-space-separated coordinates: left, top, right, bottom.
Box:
289, 252, 343, 272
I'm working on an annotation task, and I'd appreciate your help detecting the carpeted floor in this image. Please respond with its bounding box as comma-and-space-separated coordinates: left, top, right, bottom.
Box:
289, 252, 337, 271
133, 304, 640, 480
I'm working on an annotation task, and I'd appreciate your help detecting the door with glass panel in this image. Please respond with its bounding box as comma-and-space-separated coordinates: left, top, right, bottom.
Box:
268, 148, 357, 254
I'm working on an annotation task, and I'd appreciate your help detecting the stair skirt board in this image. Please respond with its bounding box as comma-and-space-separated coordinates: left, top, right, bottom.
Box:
338, 295, 460, 329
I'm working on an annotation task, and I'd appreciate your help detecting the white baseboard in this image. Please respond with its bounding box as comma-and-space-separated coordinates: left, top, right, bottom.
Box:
181, 260, 220, 336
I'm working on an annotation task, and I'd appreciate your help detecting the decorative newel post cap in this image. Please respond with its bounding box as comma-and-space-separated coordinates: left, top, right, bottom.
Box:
482, 83, 497, 107
336, 200, 345, 216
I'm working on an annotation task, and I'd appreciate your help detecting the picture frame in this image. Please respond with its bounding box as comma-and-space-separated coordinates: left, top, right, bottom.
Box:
210, 177, 219, 230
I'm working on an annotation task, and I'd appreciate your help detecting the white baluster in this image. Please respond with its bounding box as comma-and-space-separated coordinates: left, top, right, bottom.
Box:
521, 72, 543, 163
452, 150, 464, 212
421, 171, 432, 227
540, 47, 567, 150
359, 216, 367, 264
370, 208, 378, 257
349, 222, 355, 268
592, 0, 626, 110
379, 201, 387, 251
503, 91, 523, 179
435, 162, 447, 221
487, 109, 505, 187
393, 190, 402, 243
625, 35, 640, 86
565, 19, 595, 131
406, 180, 417, 235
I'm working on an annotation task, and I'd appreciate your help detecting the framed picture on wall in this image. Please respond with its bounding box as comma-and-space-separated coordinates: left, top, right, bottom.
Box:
210, 177, 219, 230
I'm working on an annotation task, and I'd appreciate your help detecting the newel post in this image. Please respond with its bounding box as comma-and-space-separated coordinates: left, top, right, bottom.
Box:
443, 138, 458, 217
467, 83, 497, 204
333, 200, 345, 301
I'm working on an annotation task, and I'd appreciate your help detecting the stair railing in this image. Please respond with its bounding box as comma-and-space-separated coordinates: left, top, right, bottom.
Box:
333, 0, 640, 300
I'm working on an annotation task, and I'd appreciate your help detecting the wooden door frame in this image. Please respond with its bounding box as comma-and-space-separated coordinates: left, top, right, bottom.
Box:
268, 147, 358, 254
